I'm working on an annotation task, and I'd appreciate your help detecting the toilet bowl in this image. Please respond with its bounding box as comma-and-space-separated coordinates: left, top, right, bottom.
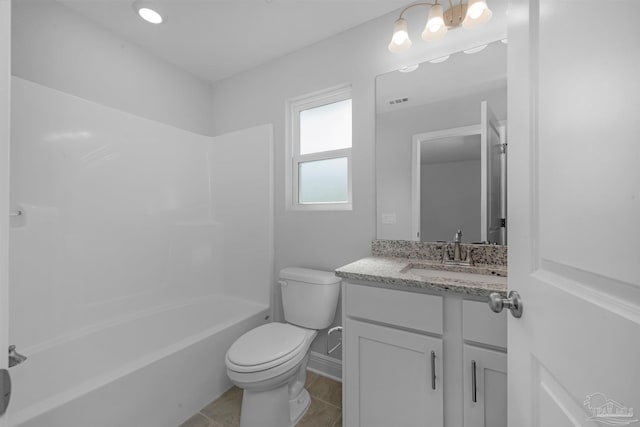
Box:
225, 268, 341, 427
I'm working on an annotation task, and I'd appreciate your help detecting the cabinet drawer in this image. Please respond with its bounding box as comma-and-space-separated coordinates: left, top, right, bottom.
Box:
344, 283, 443, 334
462, 299, 507, 348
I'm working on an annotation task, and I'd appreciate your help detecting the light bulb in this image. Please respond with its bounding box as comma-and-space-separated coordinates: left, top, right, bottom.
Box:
388, 18, 412, 53
462, 0, 492, 29
393, 30, 409, 45
428, 19, 443, 32
422, 4, 448, 41
468, 4, 484, 19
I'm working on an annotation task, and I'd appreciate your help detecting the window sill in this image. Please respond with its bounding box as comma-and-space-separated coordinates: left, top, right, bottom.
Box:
287, 202, 353, 212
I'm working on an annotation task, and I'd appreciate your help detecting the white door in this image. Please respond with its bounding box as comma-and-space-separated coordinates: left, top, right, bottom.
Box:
0, 0, 10, 425
508, 0, 640, 426
480, 101, 503, 245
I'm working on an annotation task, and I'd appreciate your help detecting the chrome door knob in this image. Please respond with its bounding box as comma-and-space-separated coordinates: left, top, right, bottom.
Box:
488, 290, 523, 318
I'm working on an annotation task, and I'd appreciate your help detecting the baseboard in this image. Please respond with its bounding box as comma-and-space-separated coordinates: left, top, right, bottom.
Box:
307, 351, 342, 382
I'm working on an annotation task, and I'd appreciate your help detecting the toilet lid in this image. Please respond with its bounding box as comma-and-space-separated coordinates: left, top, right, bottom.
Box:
227, 323, 307, 369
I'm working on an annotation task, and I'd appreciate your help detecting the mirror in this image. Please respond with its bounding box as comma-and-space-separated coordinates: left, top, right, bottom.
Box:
376, 40, 507, 244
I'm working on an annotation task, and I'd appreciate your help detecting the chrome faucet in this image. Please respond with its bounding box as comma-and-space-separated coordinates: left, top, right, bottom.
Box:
442, 229, 473, 265
8, 345, 27, 368
453, 229, 463, 261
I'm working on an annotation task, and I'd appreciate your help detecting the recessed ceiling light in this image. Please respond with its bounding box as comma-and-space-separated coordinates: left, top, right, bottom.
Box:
399, 64, 420, 73
133, 1, 165, 24
429, 55, 450, 64
463, 44, 488, 54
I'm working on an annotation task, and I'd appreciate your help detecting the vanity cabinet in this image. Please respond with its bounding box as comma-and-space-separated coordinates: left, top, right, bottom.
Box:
344, 319, 443, 427
342, 282, 507, 427
463, 344, 507, 427
461, 300, 508, 427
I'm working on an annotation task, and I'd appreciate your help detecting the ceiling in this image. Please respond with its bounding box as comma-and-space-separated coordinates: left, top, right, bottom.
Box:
51, 0, 409, 83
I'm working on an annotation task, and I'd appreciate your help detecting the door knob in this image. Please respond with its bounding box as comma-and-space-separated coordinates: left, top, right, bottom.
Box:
488, 290, 523, 318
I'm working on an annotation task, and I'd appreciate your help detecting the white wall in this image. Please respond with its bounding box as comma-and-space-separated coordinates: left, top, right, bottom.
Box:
11, 1, 212, 135
377, 87, 507, 241
209, 7, 507, 358
421, 160, 481, 242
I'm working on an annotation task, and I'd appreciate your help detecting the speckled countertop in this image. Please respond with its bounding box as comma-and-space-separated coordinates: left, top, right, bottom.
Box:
335, 256, 508, 297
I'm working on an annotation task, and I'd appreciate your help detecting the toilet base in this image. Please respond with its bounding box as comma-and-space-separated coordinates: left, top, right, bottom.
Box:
290, 388, 311, 426
239, 384, 312, 427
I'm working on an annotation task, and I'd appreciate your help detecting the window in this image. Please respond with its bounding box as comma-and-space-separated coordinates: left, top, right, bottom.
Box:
286, 84, 352, 210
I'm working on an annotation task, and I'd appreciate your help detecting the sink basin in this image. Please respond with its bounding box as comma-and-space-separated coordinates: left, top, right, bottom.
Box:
402, 265, 508, 286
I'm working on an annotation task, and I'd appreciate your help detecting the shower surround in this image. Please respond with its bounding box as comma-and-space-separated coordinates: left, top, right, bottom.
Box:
8, 77, 274, 427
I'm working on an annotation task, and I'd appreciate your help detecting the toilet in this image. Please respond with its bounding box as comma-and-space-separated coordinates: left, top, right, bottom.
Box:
225, 267, 341, 427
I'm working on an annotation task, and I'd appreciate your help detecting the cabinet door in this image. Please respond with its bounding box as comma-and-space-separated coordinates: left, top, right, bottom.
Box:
463, 344, 507, 427
344, 318, 443, 427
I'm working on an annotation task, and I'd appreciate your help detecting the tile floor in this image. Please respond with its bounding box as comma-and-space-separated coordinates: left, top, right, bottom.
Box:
179, 371, 342, 427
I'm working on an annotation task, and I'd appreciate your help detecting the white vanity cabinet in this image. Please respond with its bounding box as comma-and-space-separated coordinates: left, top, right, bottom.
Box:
342, 282, 507, 427
344, 319, 443, 427
343, 282, 445, 427
462, 300, 508, 427
463, 345, 507, 427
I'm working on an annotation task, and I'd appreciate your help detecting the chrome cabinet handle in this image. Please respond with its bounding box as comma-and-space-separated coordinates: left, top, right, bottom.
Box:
488, 290, 523, 318
430, 351, 436, 390
8, 210, 23, 217
471, 360, 477, 403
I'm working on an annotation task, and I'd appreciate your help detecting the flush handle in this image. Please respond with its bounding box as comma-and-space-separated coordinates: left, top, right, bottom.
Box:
488, 290, 523, 318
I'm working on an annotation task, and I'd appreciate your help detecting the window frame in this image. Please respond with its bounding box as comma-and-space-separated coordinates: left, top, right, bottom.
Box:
285, 84, 353, 211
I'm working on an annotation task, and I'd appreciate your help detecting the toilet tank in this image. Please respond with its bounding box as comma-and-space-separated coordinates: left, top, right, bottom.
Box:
280, 267, 341, 330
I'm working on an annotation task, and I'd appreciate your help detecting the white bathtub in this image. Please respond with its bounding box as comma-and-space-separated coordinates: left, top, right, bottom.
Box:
10, 294, 269, 427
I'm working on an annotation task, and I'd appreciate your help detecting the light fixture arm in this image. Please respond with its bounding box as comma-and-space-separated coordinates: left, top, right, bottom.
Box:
398, 2, 437, 19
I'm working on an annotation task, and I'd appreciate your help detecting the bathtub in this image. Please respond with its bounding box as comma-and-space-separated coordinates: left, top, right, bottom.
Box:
9, 294, 269, 427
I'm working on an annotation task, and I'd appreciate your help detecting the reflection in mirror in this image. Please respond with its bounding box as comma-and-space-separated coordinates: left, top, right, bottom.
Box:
376, 40, 507, 244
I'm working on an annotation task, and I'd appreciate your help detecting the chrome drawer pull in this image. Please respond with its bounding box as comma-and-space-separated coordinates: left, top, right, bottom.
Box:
471, 360, 477, 403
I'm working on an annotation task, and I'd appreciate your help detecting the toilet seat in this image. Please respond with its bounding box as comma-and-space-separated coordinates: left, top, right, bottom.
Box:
226, 323, 313, 373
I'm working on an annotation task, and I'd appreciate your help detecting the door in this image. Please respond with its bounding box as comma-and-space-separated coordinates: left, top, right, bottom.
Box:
0, 0, 10, 425
344, 318, 443, 427
480, 101, 503, 244
508, 0, 640, 426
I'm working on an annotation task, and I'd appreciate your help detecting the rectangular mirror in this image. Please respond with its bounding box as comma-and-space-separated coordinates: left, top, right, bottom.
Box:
376, 40, 507, 244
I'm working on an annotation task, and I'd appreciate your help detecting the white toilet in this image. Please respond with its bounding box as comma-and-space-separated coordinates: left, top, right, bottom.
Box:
225, 267, 341, 427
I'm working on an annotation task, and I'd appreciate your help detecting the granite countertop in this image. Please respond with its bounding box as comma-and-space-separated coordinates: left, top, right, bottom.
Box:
335, 256, 508, 297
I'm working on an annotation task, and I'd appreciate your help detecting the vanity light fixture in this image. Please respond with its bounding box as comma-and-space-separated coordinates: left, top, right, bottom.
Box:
133, 1, 165, 24
388, 0, 493, 53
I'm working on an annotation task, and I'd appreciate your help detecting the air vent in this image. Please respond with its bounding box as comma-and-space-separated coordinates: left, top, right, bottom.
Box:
388, 97, 409, 106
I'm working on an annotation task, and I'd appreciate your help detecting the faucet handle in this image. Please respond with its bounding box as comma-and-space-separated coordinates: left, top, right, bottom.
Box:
454, 229, 462, 243
8, 345, 27, 368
